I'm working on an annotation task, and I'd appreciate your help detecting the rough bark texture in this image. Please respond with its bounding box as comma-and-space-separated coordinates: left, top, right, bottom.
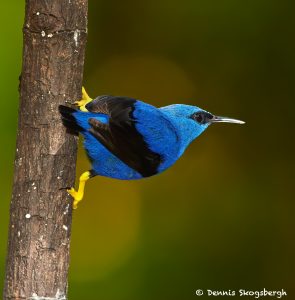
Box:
4, 1, 88, 299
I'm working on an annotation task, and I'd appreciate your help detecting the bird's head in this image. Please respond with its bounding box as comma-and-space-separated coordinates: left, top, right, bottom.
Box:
160, 104, 245, 154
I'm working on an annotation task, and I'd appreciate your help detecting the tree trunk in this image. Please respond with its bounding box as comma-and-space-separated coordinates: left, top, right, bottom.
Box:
4, 1, 88, 299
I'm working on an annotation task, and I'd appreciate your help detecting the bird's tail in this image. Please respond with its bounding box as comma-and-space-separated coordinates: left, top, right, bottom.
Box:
58, 105, 84, 132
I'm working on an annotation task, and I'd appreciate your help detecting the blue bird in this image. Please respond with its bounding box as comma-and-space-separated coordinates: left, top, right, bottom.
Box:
59, 88, 244, 208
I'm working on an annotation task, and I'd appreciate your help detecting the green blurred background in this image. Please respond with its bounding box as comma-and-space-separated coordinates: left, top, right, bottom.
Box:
1, 1, 294, 299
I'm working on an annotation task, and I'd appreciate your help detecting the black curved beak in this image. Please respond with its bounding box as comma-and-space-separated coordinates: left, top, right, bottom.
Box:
210, 115, 245, 124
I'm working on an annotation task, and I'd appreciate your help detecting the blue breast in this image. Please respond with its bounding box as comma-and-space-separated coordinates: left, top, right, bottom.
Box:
132, 101, 180, 173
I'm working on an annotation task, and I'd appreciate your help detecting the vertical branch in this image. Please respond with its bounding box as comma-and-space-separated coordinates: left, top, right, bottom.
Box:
4, 1, 88, 299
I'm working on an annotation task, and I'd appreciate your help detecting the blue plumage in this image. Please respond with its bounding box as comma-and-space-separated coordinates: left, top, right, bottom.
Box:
59, 95, 244, 181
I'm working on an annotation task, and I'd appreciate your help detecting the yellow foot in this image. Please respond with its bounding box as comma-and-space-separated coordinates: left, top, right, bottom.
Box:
67, 187, 83, 209
73, 86, 93, 111
66, 171, 91, 209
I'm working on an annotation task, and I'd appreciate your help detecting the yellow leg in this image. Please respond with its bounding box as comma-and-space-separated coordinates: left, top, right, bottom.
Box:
67, 171, 91, 209
73, 86, 93, 112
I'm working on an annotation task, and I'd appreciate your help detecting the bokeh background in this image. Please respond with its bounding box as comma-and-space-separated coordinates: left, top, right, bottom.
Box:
1, 1, 295, 299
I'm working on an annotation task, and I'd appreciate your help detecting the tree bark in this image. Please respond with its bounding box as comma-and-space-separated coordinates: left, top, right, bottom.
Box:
4, 1, 88, 299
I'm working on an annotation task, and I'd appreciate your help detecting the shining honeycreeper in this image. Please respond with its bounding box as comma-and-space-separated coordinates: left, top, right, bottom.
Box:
59, 88, 244, 209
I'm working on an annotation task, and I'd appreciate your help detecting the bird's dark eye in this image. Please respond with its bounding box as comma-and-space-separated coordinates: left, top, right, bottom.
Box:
195, 113, 204, 123
191, 112, 213, 124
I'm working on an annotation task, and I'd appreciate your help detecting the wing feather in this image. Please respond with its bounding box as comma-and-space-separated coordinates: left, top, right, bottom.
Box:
86, 96, 163, 177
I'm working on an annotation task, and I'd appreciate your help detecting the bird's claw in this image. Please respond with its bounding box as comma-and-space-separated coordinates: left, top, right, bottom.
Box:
59, 186, 71, 191
66, 187, 81, 209
64, 99, 86, 109
70, 87, 92, 111
73, 99, 89, 108
63, 87, 92, 110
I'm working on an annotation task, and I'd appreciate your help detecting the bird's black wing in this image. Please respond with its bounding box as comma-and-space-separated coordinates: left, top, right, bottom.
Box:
86, 96, 162, 177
